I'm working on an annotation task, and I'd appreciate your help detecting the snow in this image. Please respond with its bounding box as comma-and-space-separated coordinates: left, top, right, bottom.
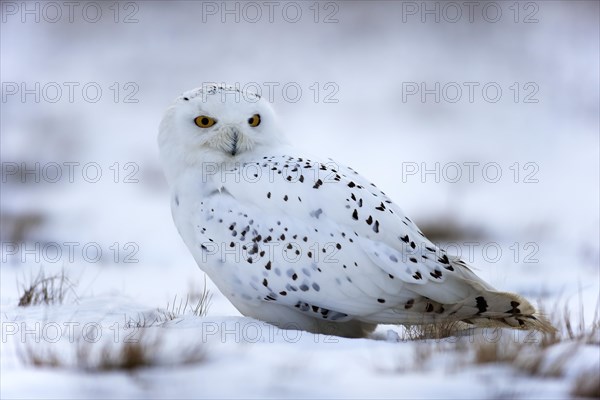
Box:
1, 1, 599, 398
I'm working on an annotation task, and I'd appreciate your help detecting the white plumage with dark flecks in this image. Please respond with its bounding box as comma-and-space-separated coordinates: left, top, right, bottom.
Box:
158, 84, 555, 338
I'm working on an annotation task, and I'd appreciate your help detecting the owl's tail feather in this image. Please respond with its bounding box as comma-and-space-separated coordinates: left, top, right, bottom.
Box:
403, 288, 556, 334
453, 290, 555, 333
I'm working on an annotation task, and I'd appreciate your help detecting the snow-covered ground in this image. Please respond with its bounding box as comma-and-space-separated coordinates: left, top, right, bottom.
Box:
1, 1, 599, 398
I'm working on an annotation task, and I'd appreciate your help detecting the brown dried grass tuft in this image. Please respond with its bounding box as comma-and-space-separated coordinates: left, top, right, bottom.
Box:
18, 328, 206, 372
17, 268, 77, 307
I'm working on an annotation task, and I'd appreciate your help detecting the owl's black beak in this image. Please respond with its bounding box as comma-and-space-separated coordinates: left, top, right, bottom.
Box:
230, 130, 238, 156
217, 125, 242, 157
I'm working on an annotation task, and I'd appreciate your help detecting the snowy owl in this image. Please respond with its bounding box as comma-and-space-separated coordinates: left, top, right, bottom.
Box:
158, 84, 554, 338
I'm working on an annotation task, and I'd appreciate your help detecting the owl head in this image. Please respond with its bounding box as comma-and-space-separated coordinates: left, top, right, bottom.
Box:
158, 84, 288, 183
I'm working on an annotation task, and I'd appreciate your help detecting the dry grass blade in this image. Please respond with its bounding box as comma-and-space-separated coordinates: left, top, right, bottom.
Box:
189, 277, 213, 318
16, 343, 61, 368
160, 280, 213, 323
571, 369, 600, 398
124, 281, 213, 329
401, 320, 471, 341
474, 341, 506, 364
383, 296, 599, 397
17, 268, 77, 307
77, 330, 164, 371
551, 295, 600, 345
18, 328, 206, 372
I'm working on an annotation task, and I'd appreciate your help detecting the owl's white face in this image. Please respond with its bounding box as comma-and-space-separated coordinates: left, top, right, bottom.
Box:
158, 85, 288, 184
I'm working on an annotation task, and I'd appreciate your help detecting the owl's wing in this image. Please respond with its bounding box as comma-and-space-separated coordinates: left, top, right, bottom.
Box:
193, 154, 486, 312
182, 153, 552, 332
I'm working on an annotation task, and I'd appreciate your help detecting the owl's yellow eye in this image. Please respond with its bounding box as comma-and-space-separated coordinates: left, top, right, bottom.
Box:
194, 115, 217, 128
248, 114, 261, 127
